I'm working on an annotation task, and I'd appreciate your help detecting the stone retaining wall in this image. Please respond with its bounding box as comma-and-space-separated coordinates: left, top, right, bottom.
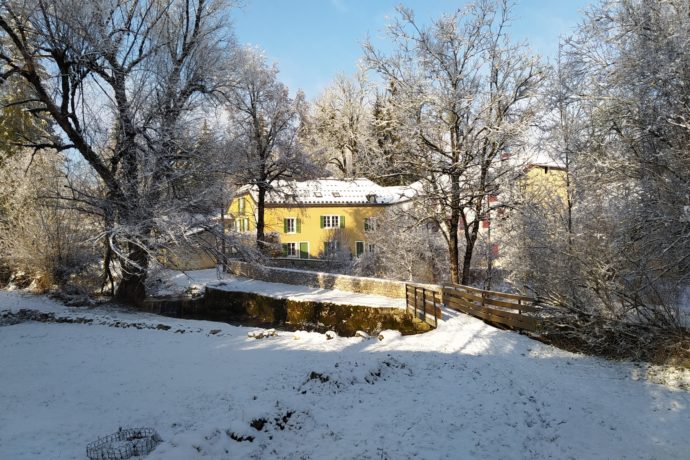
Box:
268, 258, 333, 271
143, 287, 432, 336
226, 261, 417, 298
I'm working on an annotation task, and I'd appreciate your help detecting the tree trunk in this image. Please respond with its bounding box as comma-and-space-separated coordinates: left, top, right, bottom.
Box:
449, 218, 460, 284
220, 200, 226, 269
115, 242, 148, 305
485, 214, 493, 291
101, 204, 115, 296
460, 238, 475, 285
461, 220, 480, 285
256, 186, 266, 251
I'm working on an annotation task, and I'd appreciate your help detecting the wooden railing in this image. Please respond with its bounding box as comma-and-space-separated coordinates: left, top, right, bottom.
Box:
442, 283, 541, 332
405, 284, 442, 328
405, 282, 543, 332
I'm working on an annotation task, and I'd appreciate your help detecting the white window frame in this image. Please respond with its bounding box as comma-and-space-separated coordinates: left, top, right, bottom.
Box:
325, 240, 340, 256
238, 196, 245, 213
355, 240, 365, 257
285, 217, 296, 234
367, 243, 375, 253
364, 217, 377, 232
323, 215, 340, 229
286, 242, 297, 257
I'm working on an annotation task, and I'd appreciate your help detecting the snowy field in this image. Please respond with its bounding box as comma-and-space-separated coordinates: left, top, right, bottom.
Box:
1, 290, 689, 460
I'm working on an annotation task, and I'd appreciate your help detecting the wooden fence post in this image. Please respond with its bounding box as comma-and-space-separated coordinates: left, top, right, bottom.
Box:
403, 283, 449, 329
433, 291, 438, 327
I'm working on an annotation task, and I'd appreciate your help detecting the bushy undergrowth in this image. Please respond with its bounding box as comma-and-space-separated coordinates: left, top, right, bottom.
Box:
540, 313, 690, 367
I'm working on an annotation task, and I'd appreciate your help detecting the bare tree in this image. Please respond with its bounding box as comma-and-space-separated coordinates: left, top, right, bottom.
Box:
225, 46, 317, 251
308, 71, 376, 178
0, 0, 236, 303
0, 150, 99, 290
370, 80, 417, 186
559, 0, 690, 326
501, 0, 690, 336
352, 207, 448, 283
363, 1, 543, 284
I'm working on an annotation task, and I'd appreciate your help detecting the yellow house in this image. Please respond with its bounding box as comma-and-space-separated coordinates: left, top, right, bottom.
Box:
226, 167, 567, 261
227, 179, 414, 259
519, 163, 569, 206
481, 162, 568, 234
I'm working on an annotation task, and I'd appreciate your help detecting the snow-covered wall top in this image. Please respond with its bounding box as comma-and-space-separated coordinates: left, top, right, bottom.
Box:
225, 260, 439, 299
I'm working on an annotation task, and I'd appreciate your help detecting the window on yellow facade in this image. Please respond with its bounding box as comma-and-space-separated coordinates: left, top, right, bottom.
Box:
238, 218, 249, 232
364, 217, 377, 232
283, 217, 300, 234
320, 215, 344, 229
238, 196, 245, 214
282, 242, 297, 257
323, 240, 340, 256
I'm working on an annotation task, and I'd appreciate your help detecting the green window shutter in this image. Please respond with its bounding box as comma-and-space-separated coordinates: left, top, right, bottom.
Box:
356, 241, 364, 257
283, 219, 288, 233
296, 218, 301, 233
340, 215, 345, 228
323, 242, 329, 255
282, 244, 289, 257
299, 242, 308, 259
320, 216, 325, 228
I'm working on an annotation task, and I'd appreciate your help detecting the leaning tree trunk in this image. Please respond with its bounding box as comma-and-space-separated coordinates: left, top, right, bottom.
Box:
115, 242, 149, 306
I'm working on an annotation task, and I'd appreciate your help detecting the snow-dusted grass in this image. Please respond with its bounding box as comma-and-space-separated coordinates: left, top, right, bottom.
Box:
1, 291, 689, 459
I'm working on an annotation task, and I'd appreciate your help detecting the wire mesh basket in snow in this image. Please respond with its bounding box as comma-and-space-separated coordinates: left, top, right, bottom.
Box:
86, 427, 161, 460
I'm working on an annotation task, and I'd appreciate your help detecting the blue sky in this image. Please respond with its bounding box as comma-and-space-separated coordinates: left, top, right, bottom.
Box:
233, 1, 592, 99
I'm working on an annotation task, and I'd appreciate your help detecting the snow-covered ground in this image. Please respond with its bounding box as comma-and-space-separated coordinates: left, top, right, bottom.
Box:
151, 268, 406, 309
1, 290, 689, 460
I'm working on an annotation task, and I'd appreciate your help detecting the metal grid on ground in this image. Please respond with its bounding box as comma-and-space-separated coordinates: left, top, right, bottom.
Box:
86, 427, 161, 460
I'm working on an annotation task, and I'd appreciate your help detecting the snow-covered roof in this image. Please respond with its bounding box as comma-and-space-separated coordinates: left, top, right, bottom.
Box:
520, 147, 567, 169
236, 178, 417, 206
